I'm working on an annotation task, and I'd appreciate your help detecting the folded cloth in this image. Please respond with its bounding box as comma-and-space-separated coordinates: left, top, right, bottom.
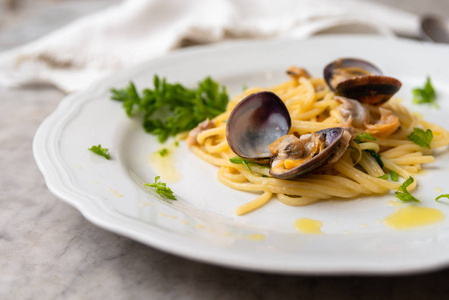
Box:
0, 0, 418, 92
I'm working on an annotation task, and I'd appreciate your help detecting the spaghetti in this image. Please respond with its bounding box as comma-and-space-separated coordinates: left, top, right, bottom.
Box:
187, 71, 449, 215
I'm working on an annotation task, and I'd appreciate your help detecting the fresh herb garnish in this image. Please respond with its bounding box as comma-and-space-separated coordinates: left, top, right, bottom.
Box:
413, 76, 437, 107
436, 194, 449, 202
242, 84, 248, 91
354, 133, 377, 143
378, 171, 399, 181
390, 170, 399, 182
365, 149, 384, 168
407, 128, 433, 148
394, 176, 419, 202
230, 156, 268, 171
111, 76, 228, 142
88, 145, 111, 160
144, 176, 176, 200
158, 148, 169, 157
174, 141, 179, 147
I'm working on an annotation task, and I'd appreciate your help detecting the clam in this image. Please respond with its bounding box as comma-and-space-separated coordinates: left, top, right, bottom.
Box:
226, 92, 350, 179
226, 91, 291, 163
324, 58, 402, 106
269, 127, 345, 180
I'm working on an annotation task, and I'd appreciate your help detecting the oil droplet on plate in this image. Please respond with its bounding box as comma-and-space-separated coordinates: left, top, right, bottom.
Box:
149, 143, 181, 183
294, 218, 323, 234
246, 233, 265, 241
107, 188, 123, 198
435, 187, 443, 193
384, 206, 445, 230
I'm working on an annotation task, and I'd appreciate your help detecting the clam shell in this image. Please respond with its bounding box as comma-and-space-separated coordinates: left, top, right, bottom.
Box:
269, 127, 344, 179
324, 58, 382, 91
335, 75, 402, 106
226, 91, 291, 163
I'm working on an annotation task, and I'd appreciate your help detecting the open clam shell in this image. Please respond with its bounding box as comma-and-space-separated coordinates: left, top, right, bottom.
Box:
324, 58, 383, 91
226, 91, 291, 163
324, 58, 401, 106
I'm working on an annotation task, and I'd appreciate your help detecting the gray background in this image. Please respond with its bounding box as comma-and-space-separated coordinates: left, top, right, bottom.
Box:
1, 1, 449, 299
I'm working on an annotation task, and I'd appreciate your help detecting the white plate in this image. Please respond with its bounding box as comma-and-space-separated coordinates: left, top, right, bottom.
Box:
34, 36, 449, 275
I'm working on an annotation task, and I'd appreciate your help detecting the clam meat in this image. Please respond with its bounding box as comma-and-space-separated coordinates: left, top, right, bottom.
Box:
268, 127, 350, 179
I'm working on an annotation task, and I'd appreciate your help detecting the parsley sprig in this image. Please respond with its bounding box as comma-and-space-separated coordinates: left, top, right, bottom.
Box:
230, 156, 268, 171
88, 145, 111, 160
413, 76, 437, 107
436, 194, 449, 202
354, 133, 377, 144
395, 176, 419, 202
111, 76, 228, 142
408, 128, 433, 148
145, 176, 176, 200
158, 148, 169, 157
378, 171, 399, 181
390, 171, 399, 182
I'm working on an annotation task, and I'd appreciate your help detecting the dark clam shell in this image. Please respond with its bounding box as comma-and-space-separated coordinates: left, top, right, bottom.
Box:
269, 127, 344, 180
226, 91, 291, 163
324, 58, 382, 91
335, 75, 402, 106
324, 58, 401, 106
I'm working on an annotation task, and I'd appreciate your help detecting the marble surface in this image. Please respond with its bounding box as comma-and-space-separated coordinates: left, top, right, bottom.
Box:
2, 1, 449, 299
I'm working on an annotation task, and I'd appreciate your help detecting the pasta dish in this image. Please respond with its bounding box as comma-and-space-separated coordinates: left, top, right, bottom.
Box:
186, 58, 449, 215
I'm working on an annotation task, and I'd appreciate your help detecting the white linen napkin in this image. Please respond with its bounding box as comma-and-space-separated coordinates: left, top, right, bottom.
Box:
0, 0, 418, 92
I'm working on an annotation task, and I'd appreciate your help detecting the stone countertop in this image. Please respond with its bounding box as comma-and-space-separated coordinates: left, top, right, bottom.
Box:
2, 1, 449, 299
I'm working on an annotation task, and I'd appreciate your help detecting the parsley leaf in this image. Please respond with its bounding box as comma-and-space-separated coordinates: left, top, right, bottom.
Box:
230, 156, 268, 171
111, 76, 228, 143
158, 148, 169, 157
354, 133, 377, 143
365, 149, 384, 168
144, 176, 176, 200
88, 145, 111, 160
413, 76, 437, 107
378, 171, 399, 181
390, 171, 399, 182
436, 194, 449, 202
394, 176, 420, 202
407, 128, 433, 148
